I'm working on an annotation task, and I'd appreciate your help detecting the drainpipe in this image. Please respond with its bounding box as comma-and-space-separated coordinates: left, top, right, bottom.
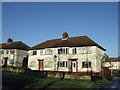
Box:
54, 55, 57, 71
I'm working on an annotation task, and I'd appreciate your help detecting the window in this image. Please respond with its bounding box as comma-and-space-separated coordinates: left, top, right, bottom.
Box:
66, 61, 68, 67
44, 61, 52, 68
63, 61, 65, 67
0, 59, 2, 64
0, 50, 4, 54
9, 59, 14, 65
58, 48, 69, 54
40, 50, 43, 55
45, 49, 53, 55
29, 61, 36, 67
72, 48, 77, 54
81, 47, 91, 54
10, 50, 15, 54
33, 51, 37, 55
1, 59, 3, 64
58, 61, 59, 67
82, 61, 91, 68
60, 61, 63, 67
6, 50, 9, 54
58, 61, 68, 67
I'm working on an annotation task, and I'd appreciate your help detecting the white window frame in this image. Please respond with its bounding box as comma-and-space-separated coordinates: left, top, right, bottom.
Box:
6, 50, 9, 54
10, 50, 15, 54
81, 47, 91, 54
44, 61, 52, 68
58, 48, 69, 54
32, 51, 37, 55
29, 61, 36, 67
45, 49, 53, 55
0, 50, 4, 54
58, 61, 68, 67
72, 48, 77, 54
40, 50, 43, 55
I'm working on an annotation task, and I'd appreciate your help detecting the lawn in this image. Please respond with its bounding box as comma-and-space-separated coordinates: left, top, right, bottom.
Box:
2, 71, 108, 88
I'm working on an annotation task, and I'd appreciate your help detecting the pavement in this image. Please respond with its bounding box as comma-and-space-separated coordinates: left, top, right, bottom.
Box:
106, 77, 120, 89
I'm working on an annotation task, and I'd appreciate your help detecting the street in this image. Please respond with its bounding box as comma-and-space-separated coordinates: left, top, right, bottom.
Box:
107, 77, 120, 89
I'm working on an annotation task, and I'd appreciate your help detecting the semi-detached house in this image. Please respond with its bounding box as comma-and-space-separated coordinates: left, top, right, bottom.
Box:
103, 58, 120, 70
28, 32, 106, 76
0, 38, 30, 67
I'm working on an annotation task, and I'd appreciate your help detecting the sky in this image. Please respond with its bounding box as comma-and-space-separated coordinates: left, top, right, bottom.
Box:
2, 2, 118, 57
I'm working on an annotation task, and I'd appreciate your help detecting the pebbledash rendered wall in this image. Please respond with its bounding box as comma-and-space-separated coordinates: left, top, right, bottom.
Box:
28, 46, 105, 74
0, 49, 28, 67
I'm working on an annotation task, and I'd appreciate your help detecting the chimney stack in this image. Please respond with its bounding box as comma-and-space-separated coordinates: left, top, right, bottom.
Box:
62, 32, 69, 39
7, 38, 13, 43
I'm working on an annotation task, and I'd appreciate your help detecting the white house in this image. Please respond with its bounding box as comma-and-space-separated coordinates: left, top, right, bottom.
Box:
28, 32, 106, 76
103, 58, 120, 70
0, 38, 30, 67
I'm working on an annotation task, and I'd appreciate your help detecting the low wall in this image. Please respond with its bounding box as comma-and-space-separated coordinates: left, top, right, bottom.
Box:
47, 72, 91, 80
1, 66, 91, 80
0, 66, 29, 73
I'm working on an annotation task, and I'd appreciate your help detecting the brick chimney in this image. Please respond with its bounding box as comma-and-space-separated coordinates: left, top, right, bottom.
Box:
62, 32, 69, 39
7, 38, 13, 43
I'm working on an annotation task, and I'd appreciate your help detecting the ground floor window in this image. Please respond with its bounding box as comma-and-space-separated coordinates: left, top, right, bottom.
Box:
9, 59, 14, 65
0, 59, 3, 64
58, 61, 68, 67
29, 61, 36, 67
82, 61, 91, 68
44, 61, 52, 68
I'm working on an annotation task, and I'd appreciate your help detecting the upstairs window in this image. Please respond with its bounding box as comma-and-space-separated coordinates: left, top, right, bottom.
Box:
72, 48, 77, 54
45, 49, 53, 55
58, 48, 69, 54
33, 51, 37, 55
0, 50, 4, 54
6, 50, 9, 54
82, 61, 91, 68
40, 50, 43, 55
81, 47, 91, 54
10, 50, 15, 54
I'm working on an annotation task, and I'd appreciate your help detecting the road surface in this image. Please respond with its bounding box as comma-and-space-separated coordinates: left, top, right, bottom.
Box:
106, 77, 120, 89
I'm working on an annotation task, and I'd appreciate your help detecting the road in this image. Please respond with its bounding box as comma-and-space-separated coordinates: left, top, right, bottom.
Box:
106, 77, 120, 89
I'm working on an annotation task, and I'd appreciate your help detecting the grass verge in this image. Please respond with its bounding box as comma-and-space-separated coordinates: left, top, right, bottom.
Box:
2, 71, 109, 88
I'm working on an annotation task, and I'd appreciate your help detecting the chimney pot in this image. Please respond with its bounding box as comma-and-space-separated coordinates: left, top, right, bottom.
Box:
7, 38, 13, 43
62, 32, 69, 38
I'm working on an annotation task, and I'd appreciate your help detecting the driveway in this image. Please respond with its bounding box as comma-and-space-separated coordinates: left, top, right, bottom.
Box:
106, 77, 120, 89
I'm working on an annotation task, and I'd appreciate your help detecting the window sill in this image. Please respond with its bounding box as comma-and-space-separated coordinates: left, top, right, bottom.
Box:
81, 53, 91, 54
82, 67, 91, 68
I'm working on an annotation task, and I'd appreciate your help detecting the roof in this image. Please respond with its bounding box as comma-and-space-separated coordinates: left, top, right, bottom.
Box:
105, 58, 119, 62
0, 41, 30, 50
29, 36, 106, 51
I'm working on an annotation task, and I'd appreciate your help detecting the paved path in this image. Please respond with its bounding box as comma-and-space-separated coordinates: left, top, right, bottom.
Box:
106, 77, 120, 89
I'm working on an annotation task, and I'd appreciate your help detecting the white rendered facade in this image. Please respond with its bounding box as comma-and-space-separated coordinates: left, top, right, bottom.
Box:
104, 61, 120, 70
28, 46, 105, 75
0, 49, 28, 67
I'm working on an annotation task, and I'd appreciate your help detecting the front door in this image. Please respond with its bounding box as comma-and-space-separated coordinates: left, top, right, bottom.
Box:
4, 58, 8, 66
70, 60, 78, 72
38, 60, 44, 71
72, 61, 76, 72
